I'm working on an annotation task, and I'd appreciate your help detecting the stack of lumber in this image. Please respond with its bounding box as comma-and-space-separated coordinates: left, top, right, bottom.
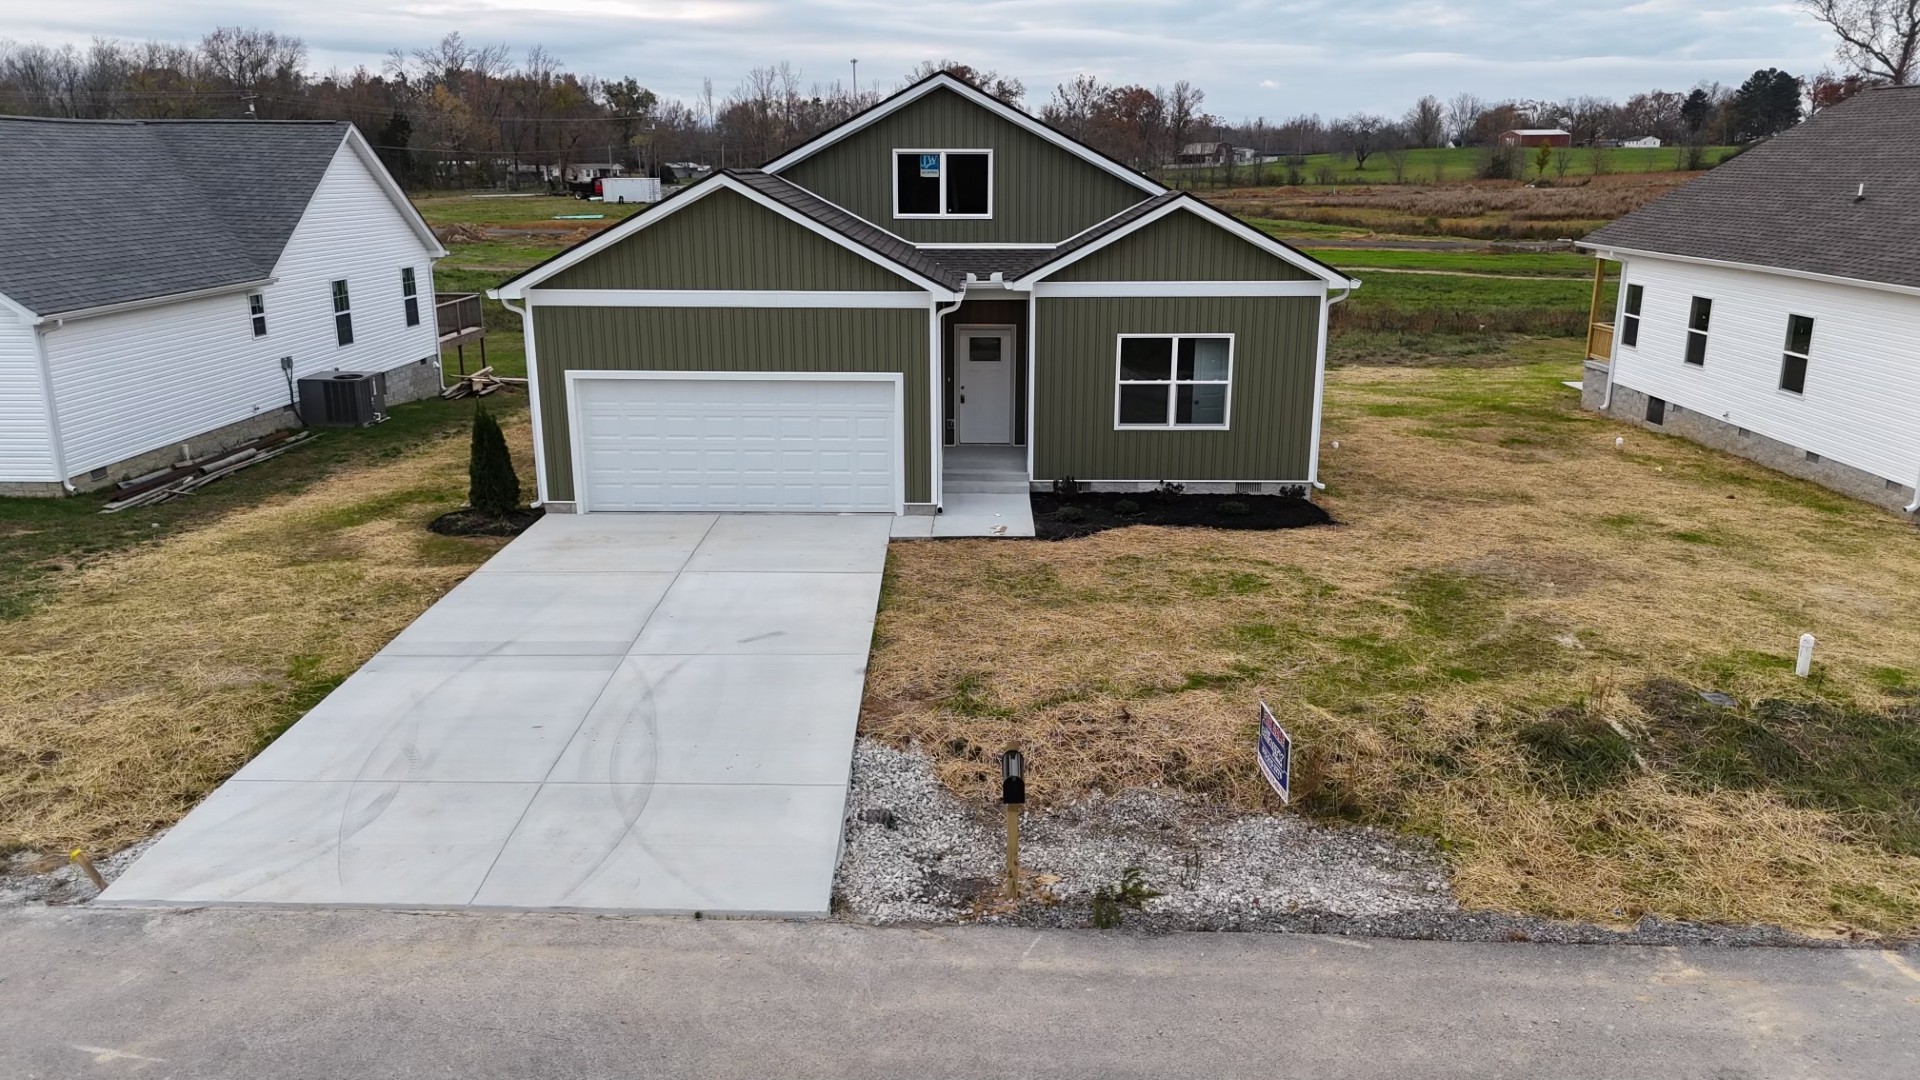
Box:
100, 430, 314, 513
441, 366, 527, 399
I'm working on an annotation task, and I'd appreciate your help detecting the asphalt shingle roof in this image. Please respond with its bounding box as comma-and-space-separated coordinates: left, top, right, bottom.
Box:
917, 247, 1053, 281
0, 117, 349, 316
1582, 86, 1920, 290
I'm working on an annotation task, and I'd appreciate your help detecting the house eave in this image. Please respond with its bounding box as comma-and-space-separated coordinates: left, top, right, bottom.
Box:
1578, 242, 1920, 299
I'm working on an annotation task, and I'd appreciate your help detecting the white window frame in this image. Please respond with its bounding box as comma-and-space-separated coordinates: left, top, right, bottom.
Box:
1112, 332, 1234, 431
1683, 295, 1711, 367
1778, 313, 1814, 396
247, 292, 267, 337
1619, 283, 1642, 349
331, 278, 353, 347
401, 266, 420, 327
892, 148, 994, 220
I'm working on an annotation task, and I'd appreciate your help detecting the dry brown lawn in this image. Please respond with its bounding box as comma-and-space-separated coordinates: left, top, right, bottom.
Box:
0, 412, 533, 853
865, 350, 1920, 934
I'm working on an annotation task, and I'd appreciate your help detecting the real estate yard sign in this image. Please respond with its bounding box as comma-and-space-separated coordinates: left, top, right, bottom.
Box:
1256, 701, 1292, 804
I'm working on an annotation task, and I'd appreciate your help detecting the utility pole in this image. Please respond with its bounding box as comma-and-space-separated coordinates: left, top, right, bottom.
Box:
850, 59, 858, 97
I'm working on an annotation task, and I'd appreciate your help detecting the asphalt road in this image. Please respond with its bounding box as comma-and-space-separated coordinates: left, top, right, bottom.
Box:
3, 906, 1916, 1079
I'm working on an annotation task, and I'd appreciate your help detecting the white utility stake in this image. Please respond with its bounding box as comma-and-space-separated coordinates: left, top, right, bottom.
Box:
1795, 633, 1816, 678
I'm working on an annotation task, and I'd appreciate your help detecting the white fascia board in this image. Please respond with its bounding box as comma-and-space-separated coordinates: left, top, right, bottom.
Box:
1576, 243, 1920, 300
497, 174, 957, 301
525, 289, 933, 308
36, 277, 277, 325
762, 73, 1165, 196
1012, 199, 1358, 290
1034, 280, 1327, 298
339, 127, 447, 258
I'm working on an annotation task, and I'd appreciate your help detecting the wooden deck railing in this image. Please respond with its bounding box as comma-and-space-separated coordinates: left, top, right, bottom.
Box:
1587, 321, 1614, 363
435, 292, 484, 343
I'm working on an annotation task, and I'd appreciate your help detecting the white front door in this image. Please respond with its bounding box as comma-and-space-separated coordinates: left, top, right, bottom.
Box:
956, 328, 1015, 444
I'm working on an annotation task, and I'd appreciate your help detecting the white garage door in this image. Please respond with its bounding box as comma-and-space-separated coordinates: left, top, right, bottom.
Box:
573, 375, 900, 513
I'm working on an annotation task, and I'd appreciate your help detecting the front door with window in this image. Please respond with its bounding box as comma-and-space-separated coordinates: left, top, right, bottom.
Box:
956, 328, 1015, 444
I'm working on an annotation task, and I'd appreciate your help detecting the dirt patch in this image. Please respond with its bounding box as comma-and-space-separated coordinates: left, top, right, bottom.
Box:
428, 506, 544, 537
1030, 491, 1331, 540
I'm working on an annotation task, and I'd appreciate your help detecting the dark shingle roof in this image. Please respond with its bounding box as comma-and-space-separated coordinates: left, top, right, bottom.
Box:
918, 247, 1053, 280
1582, 86, 1920, 290
726, 169, 963, 290
0, 117, 349, 316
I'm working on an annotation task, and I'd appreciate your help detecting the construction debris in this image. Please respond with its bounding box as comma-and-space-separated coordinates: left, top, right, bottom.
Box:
441, 366, 527, 400
100, 430, 314, 513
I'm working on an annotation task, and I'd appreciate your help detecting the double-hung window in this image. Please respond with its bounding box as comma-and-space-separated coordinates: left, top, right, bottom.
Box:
247, 293, 267, 337
1115, 334, 1233, 429
401, 267, 420, 327
331, 279, 354, 347
894, 150, 991, 217
1619, 283, 1642, 347
1684, 296, 1711, 366
1779, 314, 1814, 394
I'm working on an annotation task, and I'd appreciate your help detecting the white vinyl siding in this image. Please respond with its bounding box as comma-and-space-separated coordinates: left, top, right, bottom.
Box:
0, 307, 57, 482
572, 375, 900, 513
37, 140, 441, 478
1611, 257, 1920, 487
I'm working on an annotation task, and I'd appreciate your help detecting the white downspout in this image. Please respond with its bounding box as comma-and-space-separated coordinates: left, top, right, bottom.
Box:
931, 292, 964, 510
1305, 282, 1353, 492
1903, 465, 1920, 514
31, 319, 76, 493
496, 295, 547, 508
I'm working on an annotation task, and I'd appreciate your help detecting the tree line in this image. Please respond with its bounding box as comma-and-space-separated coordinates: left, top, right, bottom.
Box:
0, 2, 1912, 189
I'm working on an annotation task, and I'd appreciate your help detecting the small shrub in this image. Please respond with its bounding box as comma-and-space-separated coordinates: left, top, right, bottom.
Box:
1052, 476, 1081, 497
1091, 867, 1162, 928
468, 404, 520, 516
1151, 481, 1186, 503
1218, 500, 1250, 516
1113, 499, 1142, 515
1054, 505, 1086, 523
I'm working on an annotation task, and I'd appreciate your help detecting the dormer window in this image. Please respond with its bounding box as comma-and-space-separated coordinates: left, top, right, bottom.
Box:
894, 150, 991, 218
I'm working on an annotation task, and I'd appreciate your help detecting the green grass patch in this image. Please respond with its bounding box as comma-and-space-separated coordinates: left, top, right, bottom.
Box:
411, 192, 649, 228
1306, 248, 1594, 278
1161, 145, 1740, 188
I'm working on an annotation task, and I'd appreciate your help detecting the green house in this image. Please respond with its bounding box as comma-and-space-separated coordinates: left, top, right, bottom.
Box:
493, 73, 1359, 515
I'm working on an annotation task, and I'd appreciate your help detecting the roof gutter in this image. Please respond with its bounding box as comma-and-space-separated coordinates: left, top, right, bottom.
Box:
34, 277, 277, 326
1577, 242, 1920, 300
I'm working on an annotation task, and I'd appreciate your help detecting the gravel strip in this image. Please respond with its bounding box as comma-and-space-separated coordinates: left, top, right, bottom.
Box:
0, 836, 158, 906
834, 739, 1885, 949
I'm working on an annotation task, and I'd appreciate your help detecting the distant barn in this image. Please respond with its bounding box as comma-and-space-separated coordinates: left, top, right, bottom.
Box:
1499, 128, 1572, 148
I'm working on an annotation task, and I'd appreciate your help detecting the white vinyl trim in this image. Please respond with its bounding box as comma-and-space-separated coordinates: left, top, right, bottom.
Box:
562, 369, 907, 515
764, 73, 1165, 195
931, 294, 963, 506
892, 148, 994, 220
524, 289, 931, 309
0, 289, 37, 323
494, 173, 958, 300
1578, 243, 1920, 301
1034, 280, 1328, 298
30, 326, 70, 489
1112, 332, 1235, 431
1306, 288, 1347, 487
505, 298, 549, 506
339, 127, 447, 257
914, 243, 1056, 250
1014, 198, 1358, 289
1026, 291, 1038, 482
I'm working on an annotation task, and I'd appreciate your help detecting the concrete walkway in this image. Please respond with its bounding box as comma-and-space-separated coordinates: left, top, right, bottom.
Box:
101, 513, 891, 916
5, 908, 1916, 1079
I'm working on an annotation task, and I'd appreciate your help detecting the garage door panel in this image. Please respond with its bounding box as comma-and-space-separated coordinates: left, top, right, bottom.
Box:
575, 377, 898, 513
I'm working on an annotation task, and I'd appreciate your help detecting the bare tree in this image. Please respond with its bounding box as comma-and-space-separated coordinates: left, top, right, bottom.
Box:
1336, 112, 1387, 168
1446, 92, 1484, 145
1403, 94, 1445, 147
903, 59, 1024, 106
1800, 0, 1919, 84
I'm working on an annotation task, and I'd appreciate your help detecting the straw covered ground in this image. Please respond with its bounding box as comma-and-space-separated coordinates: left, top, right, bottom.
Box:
863, 350, 1920, 935
0, 406, 533, 853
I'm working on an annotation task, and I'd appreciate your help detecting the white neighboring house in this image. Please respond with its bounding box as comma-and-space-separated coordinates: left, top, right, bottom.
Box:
0, 117, 448, 496
1620, 135, 1662, 148
1578, 85, 1920, 514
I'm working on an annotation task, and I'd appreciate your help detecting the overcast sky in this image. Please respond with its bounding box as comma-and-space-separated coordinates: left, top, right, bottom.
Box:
8, 1, 1837, 118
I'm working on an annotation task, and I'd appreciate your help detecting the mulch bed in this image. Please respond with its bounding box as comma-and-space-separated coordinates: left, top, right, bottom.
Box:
427, 506, 545, 537
1029, 491, 1331, 540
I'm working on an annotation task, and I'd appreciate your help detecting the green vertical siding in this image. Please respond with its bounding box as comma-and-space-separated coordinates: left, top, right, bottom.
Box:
531, 306, 931, 503
1051, 209, 1316, 281
545, 188, 917, 291
777, 87, 1151, 244
1033, 297, 1320, 482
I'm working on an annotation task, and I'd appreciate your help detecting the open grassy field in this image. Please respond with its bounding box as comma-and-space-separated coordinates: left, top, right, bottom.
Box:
1216, 175, 1692, 242
865, 351, 1920, 935
410, 190, 648, 229
1304, 248, 1592, 278
1163, 145, 1739, 188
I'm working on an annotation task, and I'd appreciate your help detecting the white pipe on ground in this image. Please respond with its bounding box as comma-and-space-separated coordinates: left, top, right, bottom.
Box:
1795, 633, 1816, 678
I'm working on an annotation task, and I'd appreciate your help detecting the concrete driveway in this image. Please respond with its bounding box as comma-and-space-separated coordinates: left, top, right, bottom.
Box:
100, 513, 891, 916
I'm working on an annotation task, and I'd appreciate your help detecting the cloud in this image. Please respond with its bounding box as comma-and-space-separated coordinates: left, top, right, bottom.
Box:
8, 1, 1835, 116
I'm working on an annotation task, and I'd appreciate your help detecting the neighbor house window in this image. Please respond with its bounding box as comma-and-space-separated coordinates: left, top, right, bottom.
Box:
1115, 334, 1232, 428
1620, 284, 1642, 347
1779, 314, 1814, 394
248, 293, 267, 337
1684, 296, 1711, 366
894, 150, 991, 217
400, 267, 420, 327
331, 279, 353, 346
